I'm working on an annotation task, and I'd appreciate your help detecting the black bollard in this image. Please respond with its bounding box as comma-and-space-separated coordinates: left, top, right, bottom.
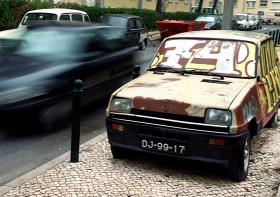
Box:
70, 79, 83, 163
133, 65, 140, 79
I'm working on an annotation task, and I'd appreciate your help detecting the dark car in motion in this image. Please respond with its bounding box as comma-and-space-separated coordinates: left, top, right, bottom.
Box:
0, 23, 136, 131
194, 15, 222, 30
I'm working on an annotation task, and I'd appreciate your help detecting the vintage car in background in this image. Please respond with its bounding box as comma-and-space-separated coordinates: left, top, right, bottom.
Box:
101, 14, 148, 50
18, 8, 90, 28
0, 23, 136, 131
106, 30, 280, 181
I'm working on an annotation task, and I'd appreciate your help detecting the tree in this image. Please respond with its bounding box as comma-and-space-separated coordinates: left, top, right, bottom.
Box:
212, 0, 218, 14
156, 0, 163, 14
197, 0, 204, 13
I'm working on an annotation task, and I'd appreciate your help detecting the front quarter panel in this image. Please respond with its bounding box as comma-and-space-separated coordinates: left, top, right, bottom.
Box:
229, 80, 262, 134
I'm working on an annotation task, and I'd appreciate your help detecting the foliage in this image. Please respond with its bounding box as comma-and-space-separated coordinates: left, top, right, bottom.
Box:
0, 0, 199, 30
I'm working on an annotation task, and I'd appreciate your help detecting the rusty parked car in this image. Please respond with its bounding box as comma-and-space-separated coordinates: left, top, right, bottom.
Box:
106, 30, 280, 181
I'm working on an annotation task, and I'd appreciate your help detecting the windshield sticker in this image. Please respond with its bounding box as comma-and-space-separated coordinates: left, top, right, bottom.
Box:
151, 39, 256, 77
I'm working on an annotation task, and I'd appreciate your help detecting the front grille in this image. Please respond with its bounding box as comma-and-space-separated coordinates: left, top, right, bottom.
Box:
111, 113, 229, 134
131, 109, 204, 123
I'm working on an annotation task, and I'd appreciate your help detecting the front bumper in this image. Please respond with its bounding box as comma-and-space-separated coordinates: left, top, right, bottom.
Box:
106, 116, 248, 166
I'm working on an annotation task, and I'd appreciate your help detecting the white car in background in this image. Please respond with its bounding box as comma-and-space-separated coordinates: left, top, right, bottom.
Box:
233, 14, 258, 30
18, 8, 90, 28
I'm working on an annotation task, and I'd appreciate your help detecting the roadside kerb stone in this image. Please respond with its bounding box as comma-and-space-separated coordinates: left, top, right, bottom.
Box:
2, 124, 280, 196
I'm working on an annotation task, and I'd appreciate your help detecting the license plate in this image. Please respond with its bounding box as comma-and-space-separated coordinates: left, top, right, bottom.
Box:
140, 139, 186, 154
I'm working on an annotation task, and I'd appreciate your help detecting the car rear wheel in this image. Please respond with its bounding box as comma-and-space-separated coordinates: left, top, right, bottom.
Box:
139, 39, 147, 50
229, 135, 250, 181
111, 146, 128, 159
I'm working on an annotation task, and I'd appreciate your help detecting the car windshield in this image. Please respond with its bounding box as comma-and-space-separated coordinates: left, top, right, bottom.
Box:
102, 16, 127, 27
22, 13, 58, 25
14, 29, 83, 61
234, 15, 247, 21
149, 39, 256, 78
195, 16, 215, 22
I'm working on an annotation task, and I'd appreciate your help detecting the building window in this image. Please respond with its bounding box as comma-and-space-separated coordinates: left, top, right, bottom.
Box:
209, 1, 213, 7
246, 0, 256, 8
195, 0, 200, 6
260, 0, 267, 7
271, 2, 280, 9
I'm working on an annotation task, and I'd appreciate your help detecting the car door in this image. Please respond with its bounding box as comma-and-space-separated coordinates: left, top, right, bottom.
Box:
135, 18, 147, 43
127, 18, 140, 45
257, 40, 280, 123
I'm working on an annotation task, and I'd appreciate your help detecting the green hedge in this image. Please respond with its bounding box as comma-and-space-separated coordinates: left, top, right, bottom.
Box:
0, 0, 200, 31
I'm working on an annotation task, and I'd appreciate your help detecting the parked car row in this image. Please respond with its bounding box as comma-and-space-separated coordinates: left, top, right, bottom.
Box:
232, 14, 262, 30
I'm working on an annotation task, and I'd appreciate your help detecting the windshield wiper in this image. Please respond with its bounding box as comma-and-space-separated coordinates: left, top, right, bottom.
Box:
181, 68, 224, 80
148, 65, 182, 74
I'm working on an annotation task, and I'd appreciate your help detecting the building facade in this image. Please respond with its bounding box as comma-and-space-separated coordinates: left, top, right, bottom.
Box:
54, 0, 280, 14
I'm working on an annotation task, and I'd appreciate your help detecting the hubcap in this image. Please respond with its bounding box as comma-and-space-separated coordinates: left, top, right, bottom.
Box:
243, 140, 249, 172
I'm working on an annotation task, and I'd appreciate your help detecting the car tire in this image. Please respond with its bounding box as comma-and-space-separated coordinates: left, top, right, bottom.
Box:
37, 99, 72, 132
265, 113, 278, 128
229, 133, 250, 181
111, 146, 128, 159
139, 39, 147, 50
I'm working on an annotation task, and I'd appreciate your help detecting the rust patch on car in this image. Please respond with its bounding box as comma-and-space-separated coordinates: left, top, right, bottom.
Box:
133, 96, 190, 115
128, 78, 180, 88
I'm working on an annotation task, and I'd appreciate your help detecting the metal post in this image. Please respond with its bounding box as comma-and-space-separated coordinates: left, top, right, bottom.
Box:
70, 79, 83, 163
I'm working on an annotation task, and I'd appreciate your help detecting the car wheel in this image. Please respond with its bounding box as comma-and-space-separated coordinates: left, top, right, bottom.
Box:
139, 39, 147, 50
229, 134, 250, 181
265, 113, 278, 128
37, 99, 72, 132
111, 146, 128, 159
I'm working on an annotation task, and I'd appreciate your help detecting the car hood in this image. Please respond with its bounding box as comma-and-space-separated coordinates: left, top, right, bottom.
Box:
115, 72, 249, 117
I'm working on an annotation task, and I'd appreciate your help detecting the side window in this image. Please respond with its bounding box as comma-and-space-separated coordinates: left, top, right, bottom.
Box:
72, 14, 83, 22
127, 18, 137, 30
136, 18, 144, 29
84, 15, 90, 23
60, 14, 70, 21
260, 43, 268, 77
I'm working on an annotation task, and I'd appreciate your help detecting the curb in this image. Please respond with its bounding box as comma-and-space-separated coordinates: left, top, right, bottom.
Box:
0, 128, 107, 196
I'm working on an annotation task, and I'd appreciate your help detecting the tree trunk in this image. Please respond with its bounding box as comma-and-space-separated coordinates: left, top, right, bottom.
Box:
197, 0, 204, 13
156, 0, 162, 14
212, 0, 218, 14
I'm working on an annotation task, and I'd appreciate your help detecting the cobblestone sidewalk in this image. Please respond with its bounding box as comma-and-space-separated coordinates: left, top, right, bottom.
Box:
2, 124, 280, 197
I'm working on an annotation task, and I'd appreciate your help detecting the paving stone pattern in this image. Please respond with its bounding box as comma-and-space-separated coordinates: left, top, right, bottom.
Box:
4, 126, 280, 197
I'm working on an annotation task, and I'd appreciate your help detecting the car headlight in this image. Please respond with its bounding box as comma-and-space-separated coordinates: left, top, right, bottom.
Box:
205, 109, 232, 126
109, 98, 131, 113
0, 86, 47, 104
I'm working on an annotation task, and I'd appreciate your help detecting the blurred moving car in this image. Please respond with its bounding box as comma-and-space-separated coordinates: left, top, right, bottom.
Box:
106, 30, 280, 181
194, 15, 222, 30
0, 23, 136, 131
101, 14, 148, 50
18, 8, 90, 28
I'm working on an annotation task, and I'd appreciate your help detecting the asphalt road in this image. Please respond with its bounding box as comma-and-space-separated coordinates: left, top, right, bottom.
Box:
0, 41, 160, 186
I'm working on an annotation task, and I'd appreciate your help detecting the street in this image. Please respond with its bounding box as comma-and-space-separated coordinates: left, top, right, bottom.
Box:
0, 41, 160, 186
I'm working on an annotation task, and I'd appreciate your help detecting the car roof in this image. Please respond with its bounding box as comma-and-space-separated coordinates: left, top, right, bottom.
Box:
25, 8, 87, 15
169, 30, 270, 45
103, 14, 141, 19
